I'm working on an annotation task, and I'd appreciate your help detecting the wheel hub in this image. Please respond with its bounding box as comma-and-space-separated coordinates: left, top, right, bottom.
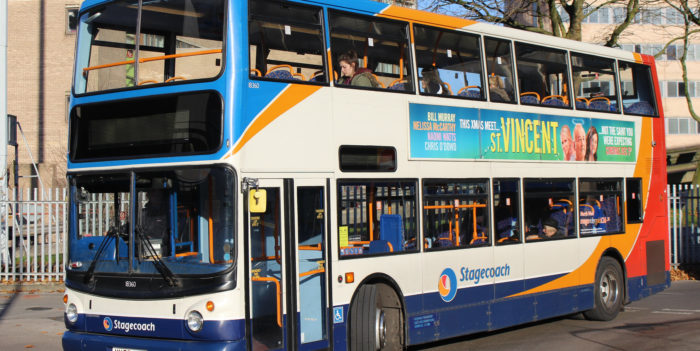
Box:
375, 309, 386, 350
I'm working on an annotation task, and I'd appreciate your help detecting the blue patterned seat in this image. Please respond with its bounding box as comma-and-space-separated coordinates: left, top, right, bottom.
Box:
610, 103, 618, 112
459, 88, 482, 99
589, 99, 611, 111
265, 69, 293, 80
520, 94, 540, 105
542, 96, 568, 107
625, 101, 655, 115
575, 99, 588, 110
389, 82, 408, 91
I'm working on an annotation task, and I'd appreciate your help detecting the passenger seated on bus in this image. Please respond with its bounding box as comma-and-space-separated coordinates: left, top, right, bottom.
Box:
421, 66, 450, 95
549, 199, 574, 237
488, 75, 510, 102
337, 51, 381, 88
526, 217, 562, 240
142, 189, 170, 256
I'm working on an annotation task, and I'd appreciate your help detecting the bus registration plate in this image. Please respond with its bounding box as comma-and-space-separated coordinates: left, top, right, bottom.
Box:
113, 348, 145, 351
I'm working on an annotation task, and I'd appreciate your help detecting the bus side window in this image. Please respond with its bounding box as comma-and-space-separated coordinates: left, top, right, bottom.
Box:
570, 53, 620, 113
329, 10, 413, 92
515, 42, 571, 108
484, 37, 516, 103
579, 179, 624, 236
524, 179, 576, 241
249, 0, 326, 83
337, 181, 418, 257
413, 24, 484, 99
626, 178, 643, 223
423, 180, 490, 250
618, 62, 658, 116
493, 179, 521, 244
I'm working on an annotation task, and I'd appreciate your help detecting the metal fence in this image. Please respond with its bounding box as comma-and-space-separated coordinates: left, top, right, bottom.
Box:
0, 188, 67, 282
0, 184, 697, 282
669, 184, 700, 267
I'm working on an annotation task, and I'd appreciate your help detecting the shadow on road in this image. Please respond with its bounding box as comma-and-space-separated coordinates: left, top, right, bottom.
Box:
0, 281, 23, 320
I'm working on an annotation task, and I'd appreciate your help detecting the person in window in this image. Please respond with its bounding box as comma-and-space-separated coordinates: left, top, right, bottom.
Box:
142, 189, 170, 256
420, 66, 449, 95
337, 50, 380, 88
585, 126, 599, 161
488, 75, 510, 102
526, 217, 562, 240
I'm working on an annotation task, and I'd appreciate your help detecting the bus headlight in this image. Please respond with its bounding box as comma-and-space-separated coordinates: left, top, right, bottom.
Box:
186, 310, 203, 332
66, 303, 78, 324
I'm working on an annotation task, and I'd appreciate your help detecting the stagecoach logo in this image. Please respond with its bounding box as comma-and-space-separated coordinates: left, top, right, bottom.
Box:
438, 268, 458, 303
103, 317, 113, 331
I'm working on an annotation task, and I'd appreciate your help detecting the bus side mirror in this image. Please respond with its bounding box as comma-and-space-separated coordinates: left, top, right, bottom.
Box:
249, 189, 267, 213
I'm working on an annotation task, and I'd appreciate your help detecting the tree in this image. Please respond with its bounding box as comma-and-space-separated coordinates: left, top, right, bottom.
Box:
419, 0, 649, 47
660, 1, 700, 124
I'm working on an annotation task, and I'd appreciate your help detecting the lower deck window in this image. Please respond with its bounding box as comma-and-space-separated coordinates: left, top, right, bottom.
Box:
423, 180, 490, 249
337, 180, 417, 257
579, 179, 624, 235
524, 179, 576, 241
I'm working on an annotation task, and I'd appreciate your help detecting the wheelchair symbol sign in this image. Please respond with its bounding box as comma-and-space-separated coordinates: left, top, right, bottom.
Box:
333, 307, 344, 324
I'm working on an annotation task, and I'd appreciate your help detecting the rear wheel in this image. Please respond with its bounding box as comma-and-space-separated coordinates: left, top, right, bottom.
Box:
349, 284, 404, 351
584, 257, 624, 321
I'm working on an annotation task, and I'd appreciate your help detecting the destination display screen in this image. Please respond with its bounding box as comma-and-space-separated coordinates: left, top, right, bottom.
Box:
69, 91, 222, 161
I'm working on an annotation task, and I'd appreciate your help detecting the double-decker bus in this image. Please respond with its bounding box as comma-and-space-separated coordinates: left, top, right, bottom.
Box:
62, 0, 669, 350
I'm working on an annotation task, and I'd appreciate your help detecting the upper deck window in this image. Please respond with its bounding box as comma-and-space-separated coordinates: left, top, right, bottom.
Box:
515, 43, 571, 108
329, 11, 413, 92
249, 0, 326, 83
413, 25, 484, 99
74, 0, 225, 94
485, 37, 516, 103
571, 53, 620, 113
619, 61, 658, 116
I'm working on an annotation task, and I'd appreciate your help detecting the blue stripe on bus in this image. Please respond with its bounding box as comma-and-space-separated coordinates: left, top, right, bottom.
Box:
62, 330, 246, 351
68, 314, 245, 341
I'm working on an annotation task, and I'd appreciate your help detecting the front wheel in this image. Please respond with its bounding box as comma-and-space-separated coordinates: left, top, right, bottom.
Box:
349, 284, 404, 351
584, 257, 624, 321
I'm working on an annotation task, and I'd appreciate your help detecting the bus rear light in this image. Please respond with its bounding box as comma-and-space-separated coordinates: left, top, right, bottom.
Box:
345, 272, 354, 284
69, 261, 83, 269
206, 301, 214, 312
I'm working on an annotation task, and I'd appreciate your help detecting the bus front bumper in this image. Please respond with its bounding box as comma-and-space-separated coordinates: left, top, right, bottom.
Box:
62, 331, 246, 351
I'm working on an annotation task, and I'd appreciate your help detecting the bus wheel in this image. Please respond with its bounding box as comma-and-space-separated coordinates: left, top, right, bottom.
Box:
584, 257, 623, 321
350, 284, 404, 351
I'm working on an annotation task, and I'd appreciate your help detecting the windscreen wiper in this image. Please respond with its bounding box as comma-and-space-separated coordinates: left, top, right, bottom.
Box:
135, 225, 178, 287
83, 226, 119, 284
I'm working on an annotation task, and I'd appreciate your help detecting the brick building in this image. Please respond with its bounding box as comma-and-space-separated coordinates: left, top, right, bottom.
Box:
7, 0, 79, 188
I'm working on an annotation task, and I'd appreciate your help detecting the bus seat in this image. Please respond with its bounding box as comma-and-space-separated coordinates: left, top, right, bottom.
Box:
520, 92, 540, 105
496, 216, 517, 239
542, 95, 568, 107
610, 103, 618, 112
458, 86, 481, 99
600, 197, 620, 232
469, 231, 488, 245
265, 69, 293, 80
436, 232, 454, 248
626, 101, 654, 115
379, 214, 404, 252
389, 81, 409, 91
589, 97, 611, 111
550, 200, 574, 236
367, 240, 392, 254
575, 97, 588, 110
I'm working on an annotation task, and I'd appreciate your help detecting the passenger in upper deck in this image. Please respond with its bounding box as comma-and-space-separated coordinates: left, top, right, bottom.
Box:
420, 66, 450, 95
337, 50, 380, 88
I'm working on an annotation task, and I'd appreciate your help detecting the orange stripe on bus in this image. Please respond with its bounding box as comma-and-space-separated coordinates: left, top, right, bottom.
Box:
633, 53, 643, 63
231, 84, 321, 155
379, 6, 476, 29
507, 118, 655, 298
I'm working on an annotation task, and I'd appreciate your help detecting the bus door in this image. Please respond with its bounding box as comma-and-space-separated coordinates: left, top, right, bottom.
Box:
246, 178, 330, 351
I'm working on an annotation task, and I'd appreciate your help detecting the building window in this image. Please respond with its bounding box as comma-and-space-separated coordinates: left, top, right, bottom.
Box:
666, 118, 700, 135
66, 6, 79, 35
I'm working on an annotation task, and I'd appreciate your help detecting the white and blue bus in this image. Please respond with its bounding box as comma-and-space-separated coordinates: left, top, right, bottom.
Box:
63, 0, 669, 350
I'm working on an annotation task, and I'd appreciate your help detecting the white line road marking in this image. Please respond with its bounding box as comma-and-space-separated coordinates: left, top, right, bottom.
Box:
661, 308, 700, 313
652, 311, 694, 315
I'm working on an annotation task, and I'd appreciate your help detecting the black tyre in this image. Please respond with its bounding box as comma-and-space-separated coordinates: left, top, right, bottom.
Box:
584, 257, 624, 321
349, 284, 404, 351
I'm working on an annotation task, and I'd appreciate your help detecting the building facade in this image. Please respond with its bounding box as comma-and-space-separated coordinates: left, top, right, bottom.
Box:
7, 0, 79, 188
